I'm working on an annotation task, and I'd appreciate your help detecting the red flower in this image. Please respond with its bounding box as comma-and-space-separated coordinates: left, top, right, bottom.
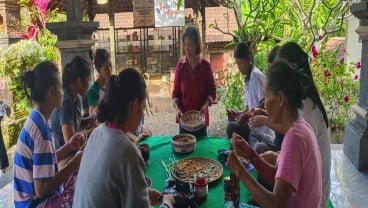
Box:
354, 74, 359, 80
341, 46, 346, 54
324, 70, 331, 77
356, 61, 361, 69
311, 45, 318, 58
344, 95, 350, 102
19, 25, 38, 40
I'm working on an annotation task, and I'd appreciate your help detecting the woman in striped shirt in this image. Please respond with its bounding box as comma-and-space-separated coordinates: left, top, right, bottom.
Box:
14, 61, 85, 208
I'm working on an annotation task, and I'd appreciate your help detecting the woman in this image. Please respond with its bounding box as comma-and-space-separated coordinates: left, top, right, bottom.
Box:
50, 56, 92, 150
227, 61, 322, 207
226, 42, 274, 153
13, 61, 85, 208
87, 49, 112, 115
73, 68, 174, 208
249, 42, 331, 207
172, 25, 216, 137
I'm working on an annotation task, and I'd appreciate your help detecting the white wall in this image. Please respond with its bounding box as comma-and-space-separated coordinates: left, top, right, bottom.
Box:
346, 17, 362, 64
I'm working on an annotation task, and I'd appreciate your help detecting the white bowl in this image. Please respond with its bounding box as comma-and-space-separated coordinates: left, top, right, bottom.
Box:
171, 134, 196, 153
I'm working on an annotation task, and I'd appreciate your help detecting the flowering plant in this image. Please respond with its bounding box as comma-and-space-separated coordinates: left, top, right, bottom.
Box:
310, 43, 360, 131
0, 40, 45, 112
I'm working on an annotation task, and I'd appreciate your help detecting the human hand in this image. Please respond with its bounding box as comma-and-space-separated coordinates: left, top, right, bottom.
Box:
251, 108, 268, 116
68, 132, 86, 151
149, 188, 162, 206
162, 194, 175, 207
71, 150, 83, 169
248, 115, 269, 129
236, 112, 252, 127
80, 113, 98, 130
226, 109, 240, 121
138, 126, 152, 141
227, 150, 245, 177
259, 151, 279, 166
126, 132, 139, 144
231, 133, 256, 160
200, 104, 207, 115
176, 108, 183, 119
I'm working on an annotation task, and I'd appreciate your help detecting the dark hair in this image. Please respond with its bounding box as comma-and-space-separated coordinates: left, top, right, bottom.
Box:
98, 68, 146, 123
182, 26, 202, 55
94, 49, 110, 71
266, 61, 309, 109
21, 61, 60, 104
234, 41, 253, 61
62, 56, 91, 88
277, 42, 329, 127
89, 49, 95, 63
267, 45, 280, 64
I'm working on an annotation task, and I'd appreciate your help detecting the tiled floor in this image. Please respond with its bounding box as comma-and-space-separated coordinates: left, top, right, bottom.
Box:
1, 144, 368, 208
330, 144, 368, 208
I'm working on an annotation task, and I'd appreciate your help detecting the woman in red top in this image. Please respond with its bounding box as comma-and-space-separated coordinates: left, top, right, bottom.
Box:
172, 26, 216, 137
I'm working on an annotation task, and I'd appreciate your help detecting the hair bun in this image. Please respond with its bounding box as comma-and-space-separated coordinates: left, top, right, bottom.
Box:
21, 70, 35, 88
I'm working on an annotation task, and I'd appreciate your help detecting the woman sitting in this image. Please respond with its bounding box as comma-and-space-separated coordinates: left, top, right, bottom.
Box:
227, 60, 322, 207
50, 56, 93, 151
73, 68, 174, 208
13, 61, 85, 208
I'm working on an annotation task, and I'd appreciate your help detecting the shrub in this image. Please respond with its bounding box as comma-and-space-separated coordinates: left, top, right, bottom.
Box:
0, 40, 45, 112
311, 45, 359, 131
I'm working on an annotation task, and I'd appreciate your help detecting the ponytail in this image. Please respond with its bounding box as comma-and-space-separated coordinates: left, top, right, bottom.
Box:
97, 68, 146, 123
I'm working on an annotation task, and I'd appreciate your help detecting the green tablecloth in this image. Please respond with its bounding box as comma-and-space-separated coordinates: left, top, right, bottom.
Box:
142, 136, 334, 208
142, 136, 252, 208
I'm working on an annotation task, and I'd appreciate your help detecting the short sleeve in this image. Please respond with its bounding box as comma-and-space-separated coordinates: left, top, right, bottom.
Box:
275, 132, 303, 191
33, 138, 56, 180
87, 84, 99, 107
60, 99, 75, 125
172, 61, 183, 101
254, 73, 265, 105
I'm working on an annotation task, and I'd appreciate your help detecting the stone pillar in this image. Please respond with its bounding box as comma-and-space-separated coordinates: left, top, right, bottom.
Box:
343, 1, 368, 171
0, 0, 21, 49
46, 1, 99, 69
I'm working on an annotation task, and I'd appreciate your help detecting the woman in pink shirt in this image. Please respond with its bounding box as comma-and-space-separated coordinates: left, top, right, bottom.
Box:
172, 26, 216, 137
227, 60, 322, 207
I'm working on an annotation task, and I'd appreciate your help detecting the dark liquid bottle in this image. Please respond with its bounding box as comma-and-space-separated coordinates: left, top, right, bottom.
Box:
223, 174, 240, 208
230, 173, 240, 208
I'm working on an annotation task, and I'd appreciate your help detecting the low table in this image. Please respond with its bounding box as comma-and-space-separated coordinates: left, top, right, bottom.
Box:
142, 136, 252, 207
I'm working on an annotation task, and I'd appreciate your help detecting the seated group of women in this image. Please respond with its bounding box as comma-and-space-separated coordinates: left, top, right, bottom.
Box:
13, 51, 173, 207
224, 42, 331, 208
13, 24, 330, 208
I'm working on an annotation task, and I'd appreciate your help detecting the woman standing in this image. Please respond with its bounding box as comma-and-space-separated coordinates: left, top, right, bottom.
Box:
73, 68, 174, 208
172, 26, 216, 137
14, 61, 85, 208
228, 61, 322, 207
50, 56, 92, 150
